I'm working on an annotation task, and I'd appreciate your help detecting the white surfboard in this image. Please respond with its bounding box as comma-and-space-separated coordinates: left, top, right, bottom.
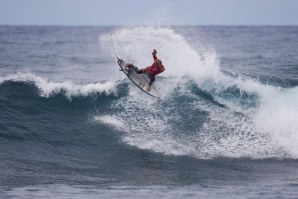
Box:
117, 58, 158, 97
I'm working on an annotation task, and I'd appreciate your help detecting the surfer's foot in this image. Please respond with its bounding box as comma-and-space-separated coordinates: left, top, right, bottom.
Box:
146, 85, 151, 92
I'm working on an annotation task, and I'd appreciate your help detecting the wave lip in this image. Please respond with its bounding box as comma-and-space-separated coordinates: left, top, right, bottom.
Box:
0, 73, 118, 98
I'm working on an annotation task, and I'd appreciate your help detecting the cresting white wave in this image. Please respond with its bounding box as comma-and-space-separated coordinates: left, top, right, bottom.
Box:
0, 73, 118, 98
99, 26, 298, 159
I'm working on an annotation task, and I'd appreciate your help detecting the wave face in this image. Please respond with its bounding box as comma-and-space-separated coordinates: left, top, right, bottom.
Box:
1, 26, 298, 197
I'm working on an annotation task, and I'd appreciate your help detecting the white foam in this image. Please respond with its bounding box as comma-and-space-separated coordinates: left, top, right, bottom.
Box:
212, 74, 298, 157
0, 73, 118, 98
94, 115, 126, 131
255, 86, 298, 157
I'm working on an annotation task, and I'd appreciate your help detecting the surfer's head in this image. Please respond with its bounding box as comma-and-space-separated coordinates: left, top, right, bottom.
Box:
154, 59, 163, 67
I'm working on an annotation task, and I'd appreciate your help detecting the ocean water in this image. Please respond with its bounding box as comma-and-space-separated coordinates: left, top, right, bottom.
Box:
0, 25, 298, 198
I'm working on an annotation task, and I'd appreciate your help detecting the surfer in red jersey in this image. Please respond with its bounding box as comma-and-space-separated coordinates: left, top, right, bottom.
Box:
125, 49, 165, 92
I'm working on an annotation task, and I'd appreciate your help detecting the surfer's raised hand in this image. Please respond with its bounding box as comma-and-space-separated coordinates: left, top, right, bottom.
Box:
152, 49, 157, 55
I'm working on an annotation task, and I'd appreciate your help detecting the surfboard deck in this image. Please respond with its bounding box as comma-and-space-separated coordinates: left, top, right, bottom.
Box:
117, 58, 158, 97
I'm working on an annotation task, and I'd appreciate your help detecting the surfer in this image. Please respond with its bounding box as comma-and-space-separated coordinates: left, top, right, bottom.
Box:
125, 49, 165, 92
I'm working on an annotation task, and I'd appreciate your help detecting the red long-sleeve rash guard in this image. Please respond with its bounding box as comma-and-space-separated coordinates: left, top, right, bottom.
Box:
146, 54, 165, 76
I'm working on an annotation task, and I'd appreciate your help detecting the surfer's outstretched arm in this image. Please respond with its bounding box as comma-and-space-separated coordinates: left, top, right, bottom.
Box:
152, 49, 157, 60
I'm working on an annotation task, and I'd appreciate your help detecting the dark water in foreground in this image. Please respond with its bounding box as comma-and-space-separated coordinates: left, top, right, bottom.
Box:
0, 25, 298, 198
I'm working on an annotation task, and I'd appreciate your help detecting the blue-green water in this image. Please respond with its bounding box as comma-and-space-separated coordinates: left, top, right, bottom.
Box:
0, 26, 298, 198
